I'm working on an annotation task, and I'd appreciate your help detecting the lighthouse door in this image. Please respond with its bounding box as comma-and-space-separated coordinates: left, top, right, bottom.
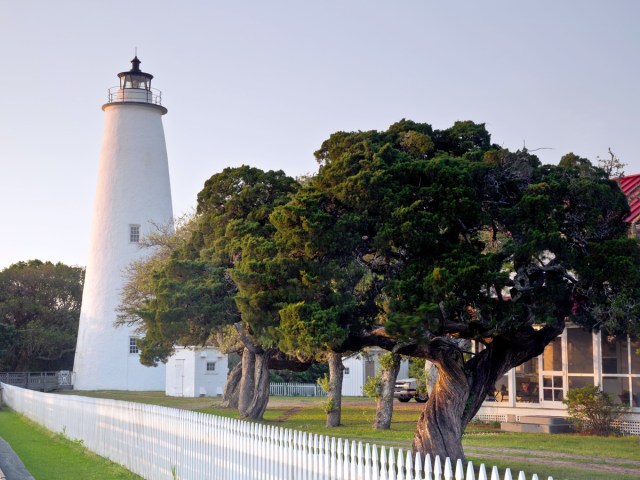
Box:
175, 359, 185, 397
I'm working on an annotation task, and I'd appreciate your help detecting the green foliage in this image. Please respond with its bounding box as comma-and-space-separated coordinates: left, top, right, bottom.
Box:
362, 374, 382, 399
118, 166, 299, 365
563, 385, 623, 436
0, 260, 84, 371
362, 353, 400, 399
322, 397, 337, 414
316, 374, 330, 393
407, 358, 425, 380
378, 352, 396, 370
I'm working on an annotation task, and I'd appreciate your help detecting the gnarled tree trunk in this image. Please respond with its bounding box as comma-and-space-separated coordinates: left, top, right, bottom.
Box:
326, 351, 344, 427
411, 324, 564, 462
238, 347, 256, 416
374, 353, 401, 430
235, 321, 314, 417
242, 349, 273, 419
412, 340, 469, 462
221, 360, 242, 408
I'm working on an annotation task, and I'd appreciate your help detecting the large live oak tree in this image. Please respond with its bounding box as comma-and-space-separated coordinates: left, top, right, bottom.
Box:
0, 260, 84, 371
268, 120, 640, 460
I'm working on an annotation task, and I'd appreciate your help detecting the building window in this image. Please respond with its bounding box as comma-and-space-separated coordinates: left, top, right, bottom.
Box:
129, 337, 139, 354
344, 368, 350, 375
206, 361, 216, 372
130, 225, 140, 243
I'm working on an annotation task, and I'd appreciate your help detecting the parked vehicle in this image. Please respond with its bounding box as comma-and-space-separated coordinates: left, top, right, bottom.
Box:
394, 378, 428, 402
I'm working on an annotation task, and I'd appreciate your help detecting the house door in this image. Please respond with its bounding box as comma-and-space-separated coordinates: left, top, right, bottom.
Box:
175, 359, 185, 397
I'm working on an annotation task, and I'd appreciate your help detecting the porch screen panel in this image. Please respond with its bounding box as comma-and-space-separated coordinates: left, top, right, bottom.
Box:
567, 328, 593, 373
568, 376, 593, 389
601, 336, 639, 408
494, 374, 510, 403
601, 335, 628, 374
515, 357, 539, 403
543, 338, 562, 371
631, 377, 640, 408
631, 340, 640, 373
632, 339, 640, 408
603, 376, 630, 406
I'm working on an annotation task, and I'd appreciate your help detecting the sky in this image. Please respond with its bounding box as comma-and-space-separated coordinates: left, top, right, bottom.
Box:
0, 1, 638, 270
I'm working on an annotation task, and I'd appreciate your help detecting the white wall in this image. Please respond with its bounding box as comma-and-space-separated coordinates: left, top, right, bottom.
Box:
342, 355, 367, 396
166, 348, 228, 397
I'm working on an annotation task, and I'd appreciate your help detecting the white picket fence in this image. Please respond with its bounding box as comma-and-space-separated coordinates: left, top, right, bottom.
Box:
1, 383, 551, 480
270, 382, 327, 397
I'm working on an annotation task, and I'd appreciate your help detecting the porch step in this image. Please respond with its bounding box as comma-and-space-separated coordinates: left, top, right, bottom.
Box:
500, 416, 573, 434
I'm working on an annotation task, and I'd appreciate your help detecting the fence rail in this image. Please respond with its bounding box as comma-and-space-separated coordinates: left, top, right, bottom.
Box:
1, 383, 551, 480
270, 383, 327, 397
0, 371, 73, 391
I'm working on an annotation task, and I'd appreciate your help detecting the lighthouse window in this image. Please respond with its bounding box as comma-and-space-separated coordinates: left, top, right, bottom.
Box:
130, 225, 140, 243
129, 337, 139, 354
206, 361, 216, 372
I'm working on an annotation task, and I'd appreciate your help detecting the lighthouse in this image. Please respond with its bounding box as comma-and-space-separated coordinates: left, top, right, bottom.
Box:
74, 57, 172, 390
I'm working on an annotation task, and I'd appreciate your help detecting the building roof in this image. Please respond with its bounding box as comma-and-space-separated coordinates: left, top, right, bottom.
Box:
618, 174, 640, 223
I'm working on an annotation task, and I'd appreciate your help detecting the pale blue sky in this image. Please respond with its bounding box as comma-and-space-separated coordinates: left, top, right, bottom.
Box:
0, 1, 638, 269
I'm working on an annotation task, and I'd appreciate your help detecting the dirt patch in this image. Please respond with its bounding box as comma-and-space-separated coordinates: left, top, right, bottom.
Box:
274, 406, 306, 423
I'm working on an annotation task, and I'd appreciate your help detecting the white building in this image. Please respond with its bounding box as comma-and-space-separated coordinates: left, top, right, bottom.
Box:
73, 57, 172, 390
476, 325, 640, 433
342, 347, 409, 396
165, 347, 228, 397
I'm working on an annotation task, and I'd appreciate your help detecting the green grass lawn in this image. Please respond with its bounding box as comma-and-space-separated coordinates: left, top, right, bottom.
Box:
0, 408, 142, 480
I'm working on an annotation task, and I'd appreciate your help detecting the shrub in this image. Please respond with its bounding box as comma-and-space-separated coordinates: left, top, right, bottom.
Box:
362, 374, 382, 399
562, 385, 623, 436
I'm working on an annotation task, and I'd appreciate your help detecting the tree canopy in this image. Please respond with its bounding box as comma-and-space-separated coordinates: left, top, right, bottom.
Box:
119, 166, 300, 365
120, 119, 640, 460
0, 260, 84, 371
266, 120, 640, 457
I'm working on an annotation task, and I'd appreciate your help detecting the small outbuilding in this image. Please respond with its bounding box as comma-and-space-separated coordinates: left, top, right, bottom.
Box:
165, 347, 228, 397
341, 347, 410, 396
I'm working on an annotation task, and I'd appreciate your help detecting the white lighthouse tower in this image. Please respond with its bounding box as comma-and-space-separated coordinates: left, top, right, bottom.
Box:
74, 57, 172, 390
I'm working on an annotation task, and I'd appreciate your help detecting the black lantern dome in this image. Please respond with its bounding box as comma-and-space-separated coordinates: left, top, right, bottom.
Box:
117, 56, 154, 90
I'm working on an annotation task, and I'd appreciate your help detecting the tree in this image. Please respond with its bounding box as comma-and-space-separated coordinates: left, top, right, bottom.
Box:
598, 148, 626, 179
0, 260, 84, 371
118, 166, 310, 419
270, 120, 640, 461
270, 170, 379, 426
373, 353, 402, 430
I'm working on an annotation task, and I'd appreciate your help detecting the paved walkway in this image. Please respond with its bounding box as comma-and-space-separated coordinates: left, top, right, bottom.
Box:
0, 437, 34, 480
